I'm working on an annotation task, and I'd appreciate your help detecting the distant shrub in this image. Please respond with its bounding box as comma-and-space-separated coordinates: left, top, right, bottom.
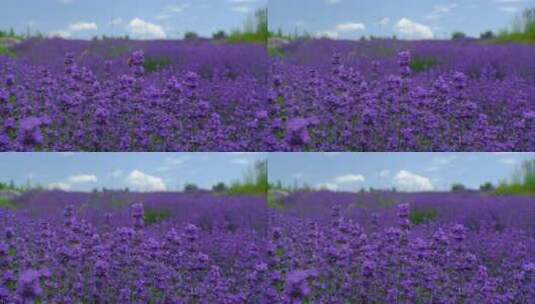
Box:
143, 57, 171, 73
0, 198, 16, 209
184, 184, 200, 192
0, 45, 16, 58
267, 193, 285, 210
109, 199, 128, 209
212, 182, 228, 193
227, 32, 267, 44
109, 46, 129, 58
451, 183, 468, 192
452, 32, 467, 40
144, 208, 171, 225
268, 47, 285, 58
184, 32, 199, 40
409, 208, 438, 225
480, 30, 495, 40
410, 57, 439, 73
212, 30, 227, 40
480, 182, 495, 192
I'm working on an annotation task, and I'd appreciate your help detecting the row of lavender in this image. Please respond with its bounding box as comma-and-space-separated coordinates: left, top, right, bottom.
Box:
0, 39, 269, 151
267, 191, 535, 303
269, 39, 535, 151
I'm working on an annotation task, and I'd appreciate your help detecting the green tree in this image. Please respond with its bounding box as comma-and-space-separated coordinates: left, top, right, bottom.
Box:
480, 30, 495, 40
184, 32, 199, 40
480, 182, 495, 192
184, 183, 199, 192
451, 31, 467, 40
212, 182, 228, 192
451, 183, 467, 192
212, 30, 227, 40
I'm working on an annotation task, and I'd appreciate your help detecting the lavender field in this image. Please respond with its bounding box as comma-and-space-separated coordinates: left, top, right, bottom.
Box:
1, 159, 535, 302
267, 190, 535, 303
0, 38, 268, 151
0, 190, 270, 303
269, 39, 535, 151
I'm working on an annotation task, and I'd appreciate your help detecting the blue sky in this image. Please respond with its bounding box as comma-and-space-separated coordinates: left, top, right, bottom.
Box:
1, 0, 266, 39
269, 0, 535, 40
269, 153, 535, 192
0, 153, 266, 192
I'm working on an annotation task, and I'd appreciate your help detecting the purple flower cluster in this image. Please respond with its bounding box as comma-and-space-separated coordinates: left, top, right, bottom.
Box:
0, 38, 268, 151
269, 39, 535, 151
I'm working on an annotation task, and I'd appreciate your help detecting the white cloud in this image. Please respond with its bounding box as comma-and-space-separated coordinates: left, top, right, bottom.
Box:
394, 18, 434, 40
47, 173, 97, 191
325, 0, 341, 4
318, 22, 366, 40
231, 158, 251, 165
394, 170, 434, 192
48, 182, 71, 191
68, 22, 98, 32
68, 174, 98, 183
49, 30, 72, 38
499, 158, 518, 165
378, 169, 391, 178
336, 22, 366, 32
499, 6, 520, 13
109, 18, 123, 26
48, 21, 97, 39
57, 152, 74, 156
317, 173, 365, 191
110, 169, 123, 178
317, 182, 339, 191
378, 17, 390, 26
334, 174, 365, 183
127, 170, 167, 192
231, 6, 253, 13
128, 18, 167, 39
317, 30, 339, 39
